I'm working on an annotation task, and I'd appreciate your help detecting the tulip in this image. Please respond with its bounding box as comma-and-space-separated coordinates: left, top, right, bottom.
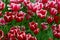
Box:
26, 14, 31, 20
33, 28, 40, 35
47, 16, 54, 24
0, 30, 4, 40
29, 37, 37, 40
27, 10, 34, 16
41, 22, 48, 30
50, 8, 57, 16
0, 18, 7, 26
42, 0, 48, 4
17, 31, 26, 40
51, 24, 57, 30
32, 2, 43, 12
8, 3, 21, 12
23, 0, 30, 6
26, 33, 32, 40
52, 24, 60, 38
0, 1, 5, 10
36, 9, 47, 19
29, 22, 38, 31
10, 27, 20, 35
48, 1, 56, 8
54, 16, 60, 24
15, 11, 25, 22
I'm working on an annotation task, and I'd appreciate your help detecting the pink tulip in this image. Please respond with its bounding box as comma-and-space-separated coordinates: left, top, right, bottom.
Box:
0, 30, 4, 40
0, 18, 7, 26
0, 1, 5, 10
50, 8, 57, 16
36, 9, 47, 19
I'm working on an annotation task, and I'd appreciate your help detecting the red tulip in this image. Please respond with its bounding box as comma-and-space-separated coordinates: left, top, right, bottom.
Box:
0, 18, 7, 26
42, 0, 48, 4
17, 31, 26, 40
26, 34, 37, 40
4, 12, 14, 22
29, 37, 37, 40
29, 22, 38, 31
27, 2, 33, 10
23, 0, 30, 6
33, 28, 40, 35
54, 16, 60, 24
15, 11, 25, 22
57, 24, 60, 32
0, 30, 4, 40
17, 35, 23, 40
48, 1, 56, 8
10, 26, 20, 28
8, 31, 15, 38
26, 33, 32, 40
10, 27, 20, 35
52, 24, 60, 38
44, 3, 49, 10
27, 10, 34, 16
21, 26, 26, 31
37, 3, 43, 10
32, 3, 43, 12
26, 14, 31, 20
0, 1, 5, 10
8, 3, 21, 12
54, 33, 60, 38
5, 12, 12, 16
41, 22, 48, 30
50, 8, 57, 16
53, 29, 60, 38
53, 0, 60, 2
8, 30, 16, 40
4, 15, 13, 22
36, 9, 47, 19
58, 9, 60, 13
10, 0, 18, 3
57, 2, 60, 13
51, 24, 57, 30
18, 0, 24, 3
47, 16, 54, 24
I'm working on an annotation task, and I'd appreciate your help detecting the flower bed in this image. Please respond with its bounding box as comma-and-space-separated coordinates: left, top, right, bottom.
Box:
0, 0, 60, 40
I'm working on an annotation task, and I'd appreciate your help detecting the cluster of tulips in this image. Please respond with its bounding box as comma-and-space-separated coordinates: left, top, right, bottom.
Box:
0, 26, 37, 40
52, 24, 60, 38
0, 0, 60, 40
4, 11, 26, 22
